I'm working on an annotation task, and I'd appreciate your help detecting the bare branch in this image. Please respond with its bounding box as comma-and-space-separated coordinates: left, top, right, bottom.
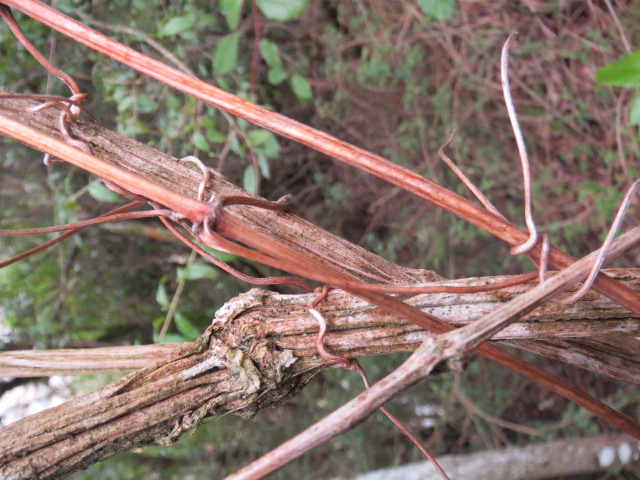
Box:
228, 223, 640, 477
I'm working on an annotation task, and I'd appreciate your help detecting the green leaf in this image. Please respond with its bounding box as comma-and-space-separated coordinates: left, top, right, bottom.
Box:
174, 312, 201, 341
166, 93, 182, 110
596, 51, 640, 87
88, 181, 121, 203
267, 67, 288, 85
116, 95, 133, 113
159, 15, 196, 37
417, 0, 458, 20
631, 92, 640, 126
256, 0, 309, 21
156, 277, 170, 311
194, 13, 218, 31
137, 95, 159, 114
177, 263, 219, 281
201, 245, 238, 263
247, 128, 274, 146
214, 33, 239, 75
290, 74, 313, 103
220, 0, 244, 29
160, 333, 187, 344
250, 130, 279, 161
192, 130, 211, 152
257, 153, 271, 179
206, 127, 227, 143
243, 165, 258, 193
229, 135, 242, 155
259, 39, 282, 68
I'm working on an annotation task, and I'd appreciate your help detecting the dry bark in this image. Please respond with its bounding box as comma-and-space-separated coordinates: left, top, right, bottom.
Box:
0, 316, 314, 480
2, 270, 639, 381
1, 91, 638, 377
0, 90, 440, 286
1, 269, 639, 478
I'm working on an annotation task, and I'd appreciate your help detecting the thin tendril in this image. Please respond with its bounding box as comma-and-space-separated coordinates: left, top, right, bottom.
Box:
538, 234, 550, 283
179, 156, 210, 202
557, 179, 639, 304
438, 131, 505, 220
0, 202, 143, 269
0, 210, 175, 236
160, 216, 313, 292
308, 290, 451, 479
0, 6, 83, 112
501, 31, 538, 256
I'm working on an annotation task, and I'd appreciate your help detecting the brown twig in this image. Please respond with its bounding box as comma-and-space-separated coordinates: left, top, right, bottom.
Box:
0, 201, 143, 268
0, 209, 180, 236
2, 270, 638, 379
0, 5, 82, 103
438, 131, 504, 219
0, 4, 638, 452
557, 179, 639, 303
250, 0, 260, 96
1, 101, 639, 439
0, 93, 84, 121
227, 225, 640, 478
0, 3, 89, 172
0, 113, 210, 221
160, 216, 313, 292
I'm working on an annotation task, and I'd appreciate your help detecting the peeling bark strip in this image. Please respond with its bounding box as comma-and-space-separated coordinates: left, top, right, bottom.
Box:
2, 270, 639, 382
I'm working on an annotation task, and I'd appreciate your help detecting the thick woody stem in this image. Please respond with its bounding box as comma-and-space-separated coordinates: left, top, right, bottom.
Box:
2, 269, 638, 380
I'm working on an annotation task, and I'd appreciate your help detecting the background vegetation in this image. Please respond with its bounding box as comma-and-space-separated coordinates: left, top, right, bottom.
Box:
0, 0, 638, 478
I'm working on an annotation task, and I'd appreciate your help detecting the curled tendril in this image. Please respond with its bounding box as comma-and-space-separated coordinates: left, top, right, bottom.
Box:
307, 288, 451, 480
0, 5, 89, 164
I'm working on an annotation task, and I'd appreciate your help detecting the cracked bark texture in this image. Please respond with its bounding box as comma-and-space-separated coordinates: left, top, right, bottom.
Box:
2, 271, 639, 380
0, 304, 317, 480
2, 269, 639, 479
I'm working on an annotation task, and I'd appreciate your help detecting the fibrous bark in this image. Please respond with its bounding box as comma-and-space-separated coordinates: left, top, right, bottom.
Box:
2, 270, 639, 381
2, 268, 640, 479
0, 90, 440, 286
0, 302, 316, 480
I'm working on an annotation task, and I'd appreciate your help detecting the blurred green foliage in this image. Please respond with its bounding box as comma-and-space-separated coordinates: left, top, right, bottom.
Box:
596, 49, 640, 125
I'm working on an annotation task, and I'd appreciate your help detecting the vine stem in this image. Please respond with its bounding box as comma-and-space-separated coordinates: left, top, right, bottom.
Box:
4, 0, 640, 317
0, 113, 209, 223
